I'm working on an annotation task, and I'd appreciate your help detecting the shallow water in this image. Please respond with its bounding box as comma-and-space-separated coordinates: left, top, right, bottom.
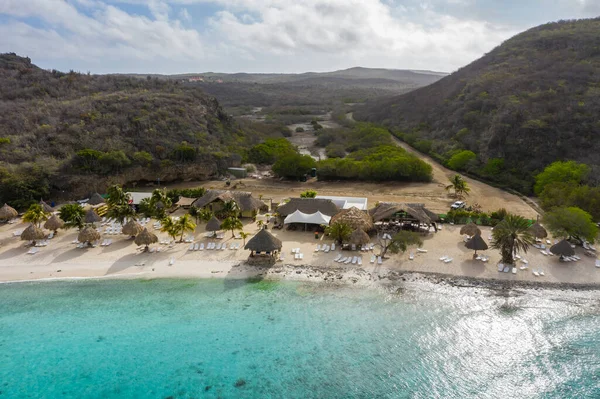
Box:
0, 278, 598, 398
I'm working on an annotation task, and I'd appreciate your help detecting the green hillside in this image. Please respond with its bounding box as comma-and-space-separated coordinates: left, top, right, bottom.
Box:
356, 18, 600, 193
0, 54, 286, 208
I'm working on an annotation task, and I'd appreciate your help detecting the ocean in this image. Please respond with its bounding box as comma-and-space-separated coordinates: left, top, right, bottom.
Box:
0, 277, 598, 398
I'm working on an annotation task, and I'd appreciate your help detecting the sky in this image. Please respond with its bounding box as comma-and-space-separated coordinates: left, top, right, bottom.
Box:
0, 0, 598, 74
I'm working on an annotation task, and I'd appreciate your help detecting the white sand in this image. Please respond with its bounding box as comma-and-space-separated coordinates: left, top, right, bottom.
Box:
1, 219, 598, 288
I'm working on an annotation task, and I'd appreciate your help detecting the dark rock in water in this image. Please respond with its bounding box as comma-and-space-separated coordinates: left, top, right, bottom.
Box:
204, 386, 212, 391
234, 379, 246, 388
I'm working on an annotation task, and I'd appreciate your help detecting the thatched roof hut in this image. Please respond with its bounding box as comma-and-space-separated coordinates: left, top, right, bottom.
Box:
370, 202, 437, 223
528, 222, 548, 239
245, 229, 282, 253
88, 193, 105, 206
0, 203, 18, 221
465, 234, 488, 255
460, 222, 481, 237
277, 198, 339, 217
78, 226, 101, 246
135, 228, 158, 249
205, 216, 222, 232
44, 214, 64, 232
550, 239, 575, 257
39, 200, 54, 213
350, 229, 370, 245
85, 209, 102, 224
330, 207, 374, 231
192, 190, 267, 213
21, 224, 45, 244
122, 219, 143, 237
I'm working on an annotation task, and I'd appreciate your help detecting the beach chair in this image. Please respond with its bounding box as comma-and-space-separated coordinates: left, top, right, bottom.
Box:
299, 253, 304, 260
416, 248, 427, 253
595, 259, 600, 268
200, 243, 205, 250
338, 257, 346, 263
539, 270, 545, 276
497, 263, 504, 272
27, 248, 39, 255
377, 256, 383, 265
189, 243, 194, 251
532, 269, 539, 277
13, 230, 23, 237
324, 245, 330, 253
351, 256, 357, 265
512, 267, 517, 274
149, 247, 156, 253
439, 256, 448, 261
315, 244, 321, 252
344, 257, 352, 264
334, 254, 342, 262
294, 253, 299, 260
546, 239, 552, 245
216, 243, 222, 250
331, 243, 335, 251
409, 252, 414, 260
77, 243, 84, 249
351, 244, 356, 251
221, 243, 226, 250
444, 258, 453, 263
169, 257, 175, 266
192, 243, 198, 251
503, 265, 509, 273
279, 253, 285, 261
540, 250, 548, 256
370, 255, 375, 264
157, 247, 162, 253
358, 257, 362, 266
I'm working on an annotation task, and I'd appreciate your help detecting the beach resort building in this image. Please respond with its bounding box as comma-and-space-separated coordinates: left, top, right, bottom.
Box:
315, 195, 368, 211
192, 190, 267, 218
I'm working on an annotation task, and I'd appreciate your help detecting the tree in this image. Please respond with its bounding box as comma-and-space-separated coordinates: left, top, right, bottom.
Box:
220, 200, 239, 219
447, 150, 476, 171
22, 203, 49, 227
272, 153, 316, 179
160, 217, 179, 242
325, 221, 352, 244
106, 204, 137, 224
534, 161, 590, 195
544, 207, 598, 243
175, 214, 197, 242
106, 185, 131, 207
239, 231, 250, 246
138, 198, 154, 218
491, 214, 535, 265
59, 203, 85, 230
445, 174, 471, 199
150, 188, 173, 219
379, 231, 423, 258
300, 190, 317, 198
221, 216, 243, 238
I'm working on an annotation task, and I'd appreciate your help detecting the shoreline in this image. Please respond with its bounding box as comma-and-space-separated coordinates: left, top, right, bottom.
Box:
2, 261, 598, 292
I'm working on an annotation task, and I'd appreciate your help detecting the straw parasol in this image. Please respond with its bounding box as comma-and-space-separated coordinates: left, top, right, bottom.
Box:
44, 214, 64, 233
0, 203, 18, 221
134, 228, 158, 251
21, 224, 46, 245
465, 233, 488, 256
39, 200, 54, 213
85, 209, 102, 224
460, 222, 481, 237
122, 219, 143, 237
550, 239, 575, 258
329, 206, 374, 231
206, 216, 222, 234
88, 193, 105, 206
245, 229, 282, 253
350, 229, 370, 246
78, 226, 101, 246
528, 222, 548, 239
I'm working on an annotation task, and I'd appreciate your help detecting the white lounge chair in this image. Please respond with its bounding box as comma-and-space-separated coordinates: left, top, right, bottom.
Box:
444, 258, 453, 263
503, 266, 509, 273
533, 269, 539, 277
512, 267, 517, 274
324, 245, 330, 253
416, 248, 427, 253
279, 253, 285, 261
357, 257, 362, 266
351, 256, 357, 265
333, 254, 342, 262
339, 257, 347, 263
344, 257, 352, 264
497, 263, 504, 272
539, 270, 545, 276
331, 243, 335, 251
216, 243, 222, 250
315, 245, 321, 252
351, 244, 356, 251
299, 253, 304, 260
409, 252, 414, 260
189, 243, 194, 251
27, 248, 39, 255
169, 257, 175, 266
377, 256, 383, 265
439, 256, 448, 261
200, 243, 205, 250
370, 255, 375, 264
595, 259, 600, 268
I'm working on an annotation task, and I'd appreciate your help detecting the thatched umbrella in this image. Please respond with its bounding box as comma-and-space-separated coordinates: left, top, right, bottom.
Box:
21, 224, 46, 246
122, 219, 143, 238
78, 226, 101, 247
0, 203, 18, 221
44, 214, 64, 233
465, 233, 488, 257
350, 229, 370, 246
134, 228, 158, 251
39, 200, 54, 213
528, 222, 548, 239
88, 193, 105, 206
85, 209, 102, 224
460, 222, 481, 237
245, 229, 282, 254
550, 239, 575, 258
206, 216, 222, 236
330, 206, 374, 231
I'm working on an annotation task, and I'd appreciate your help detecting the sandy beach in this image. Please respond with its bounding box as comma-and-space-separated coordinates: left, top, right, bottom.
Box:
1, 218, 598, 289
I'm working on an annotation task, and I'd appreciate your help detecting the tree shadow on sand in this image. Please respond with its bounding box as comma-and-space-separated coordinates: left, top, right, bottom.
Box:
105, 252, 159, 275
101, 238, 135, 253
53, 248, 88, 263
0, 247, 27, 261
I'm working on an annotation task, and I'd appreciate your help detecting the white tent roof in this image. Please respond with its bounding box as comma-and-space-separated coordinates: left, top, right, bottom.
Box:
283, 210, 331, 225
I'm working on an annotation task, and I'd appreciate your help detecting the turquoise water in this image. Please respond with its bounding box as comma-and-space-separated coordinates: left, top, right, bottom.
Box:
0, 278, 599, 399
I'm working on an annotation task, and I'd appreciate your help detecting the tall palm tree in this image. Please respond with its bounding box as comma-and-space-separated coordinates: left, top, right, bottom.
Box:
106, 203, 137, 224
446, 175, 470, 199
176, 214, 197, 242
106, 185, 131, 207
239, 231, 250, 246
325, 221, 352, 244
151, 188, 173, 219
23, 203, 49, 227
160, 217, 179, 242
221, 200, 239, 218
491, 214, 535, 264
221, 216, 243, 238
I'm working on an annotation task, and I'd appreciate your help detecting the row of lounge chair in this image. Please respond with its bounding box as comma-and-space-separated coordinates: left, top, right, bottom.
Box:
188, 242, 240, 251
314, 244, 335, 253
439, 256, 453, 263
333, 254, 363, 265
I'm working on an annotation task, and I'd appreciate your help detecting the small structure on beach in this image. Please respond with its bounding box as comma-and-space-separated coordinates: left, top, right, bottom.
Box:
315, 195, 368, 211
175, 197, 196, 209
550, 239, 575, 259
122, 219, 143, 238
21, 224, 45, 246
127, 192, 153, 206
465, 233, 488, 257
370, 202, 438, 232
245, 228, 282, 258
528, 222, 548, 239
277, 198, 339, 218
85, 209, 102, 224
88, 193, 105, 206
330, 206, 374, 232
78, 226, 101, 247
192, 190, 267, 218
44, 214, 64, 234
283, 210, 331, 226
350, 229, 370, 246
460, 222, 481, 237
135, 228, 158, 251
39, 200, 54, 213
205, 216, 222, 236
0, 203, 18, 221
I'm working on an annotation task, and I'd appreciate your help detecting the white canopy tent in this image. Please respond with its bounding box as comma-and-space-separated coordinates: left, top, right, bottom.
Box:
283, 210, 331, 225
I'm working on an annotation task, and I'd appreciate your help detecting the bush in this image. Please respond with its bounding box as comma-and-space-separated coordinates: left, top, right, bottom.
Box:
325, 144, 346, 158
248, 138, 296, 165
132, 151, 153, 166
534, 161, 590, 195
272, 153, 316, 179
295, 127, 304, 132
447, 150, 477, 171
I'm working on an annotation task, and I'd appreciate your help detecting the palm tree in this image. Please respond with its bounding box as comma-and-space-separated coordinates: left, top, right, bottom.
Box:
446, 175, 470, 199
176, 214, 196, 242
151, 188, 173, 219
106, 203, 137, 224
160, 217, 179, 242
325, 221, 352, 244
380, 231, 423, 258
221, 200, 239, 218
221, 216, 243, 238
198, 207, 213, 222
59, 203, 85, 229
491, 214, 535, 264
23, 203, 49, 227
256, 220, 264, 230
239, 231, 250, 246
106, 185, 131, 207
